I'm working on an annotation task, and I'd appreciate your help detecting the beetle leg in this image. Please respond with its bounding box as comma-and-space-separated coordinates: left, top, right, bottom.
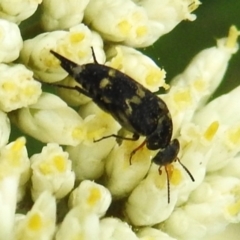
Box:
94, 132, 139, 142
129, 139, 146, 165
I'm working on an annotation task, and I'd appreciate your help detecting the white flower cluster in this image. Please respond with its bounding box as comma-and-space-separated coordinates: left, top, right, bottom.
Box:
0, 0, 41, 24
0, 1, 239, 240
0, 19, 23, 62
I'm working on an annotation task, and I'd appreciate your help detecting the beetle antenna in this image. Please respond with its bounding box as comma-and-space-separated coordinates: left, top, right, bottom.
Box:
90, 47, 99, 64
165, 166, 170, 204
177, 158, 195, 182
50, 50, 78, 75
159, 166, 171, 204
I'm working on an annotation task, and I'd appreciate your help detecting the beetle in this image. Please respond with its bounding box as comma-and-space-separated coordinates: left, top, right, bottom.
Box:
49, 48, 194, 203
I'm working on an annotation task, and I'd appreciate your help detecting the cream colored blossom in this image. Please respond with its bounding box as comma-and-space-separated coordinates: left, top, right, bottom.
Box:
124, 25, 240, 227
30, 143, 75, 200
162, 175, 240, 239
0, 63, 42, 112
85, 0, 161, 47
0, 1, 239, 240
41, 0, 89, 31
191, 86, 240, 172
14, 191, 56, 240
0, 137, 30, 240
135, 0, 200, 35
85, 0, 200, 47
0, 0, 41, 24
137, 227, 177, 240
106, 45, 168, 92
100, 217, 139, 240
104, 136, 151, 199
69, 180, 111, 217
0, 111, 10, 148
0, 19, 23, 63
10, 93, 84, 146
66, 101, 121, 180
161, 25, 240, 135
55, 207, 100, 240
20, 23, 104, 82
124, 163, 180, 226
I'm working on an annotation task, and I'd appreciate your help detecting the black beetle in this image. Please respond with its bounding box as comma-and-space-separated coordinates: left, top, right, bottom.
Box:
50, 48, 194, 203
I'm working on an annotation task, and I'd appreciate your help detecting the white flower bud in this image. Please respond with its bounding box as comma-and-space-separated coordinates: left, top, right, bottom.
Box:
0, 19, 23, 63
67, 101, 120, 180
0, 63, 42, 112
0, 137, 29, 180
188, 86, 240, 172
125, 163, 182, 226
14, 191, 56, 240
20, 23, 104, 82
0, 137, 30, 240
106, 45, 168, 92
55, 207, 100, 240
69, 180, 111, 217
41, 0, 89, 31
100, 217, 139, 240
0, 0, 41, 24
137, 0, 200, 36
85, 0, 162, 47
0, 111, 10, 148
219, 156, 240, 179
10, 92, 84, 146
104, 137, 151, 199
162, 25, 239, 134
203, 223, 240, 240
172, 130, 208, 204
137, 227, 177, 240
163, 175, 240, 239
30, 143, 75, 200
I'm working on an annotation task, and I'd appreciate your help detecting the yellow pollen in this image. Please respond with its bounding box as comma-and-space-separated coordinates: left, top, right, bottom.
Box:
193, 79, 207, 92
174, 90, 192, 104
225, 25, 240, 49
136, 26, 147, 37
53, 155, 66, 172
228, 126, 240, 145
168, 165, 182, 186
227, 200, 240, 216
204, 121, 219, 141
27, 213, 43, 231
87, 127, 106, 140
23, 86, 36, 96
117, 20, 131, 35
72, 126, 84, 140
11, 137, 26, 152
39, 162, 52, 174
6, 138, 26, 167
109, 47, 124, 70
87, 187, 101, 206
70, 32, 85, 43
145, 68, 164, 86
2, 81, 16, 91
